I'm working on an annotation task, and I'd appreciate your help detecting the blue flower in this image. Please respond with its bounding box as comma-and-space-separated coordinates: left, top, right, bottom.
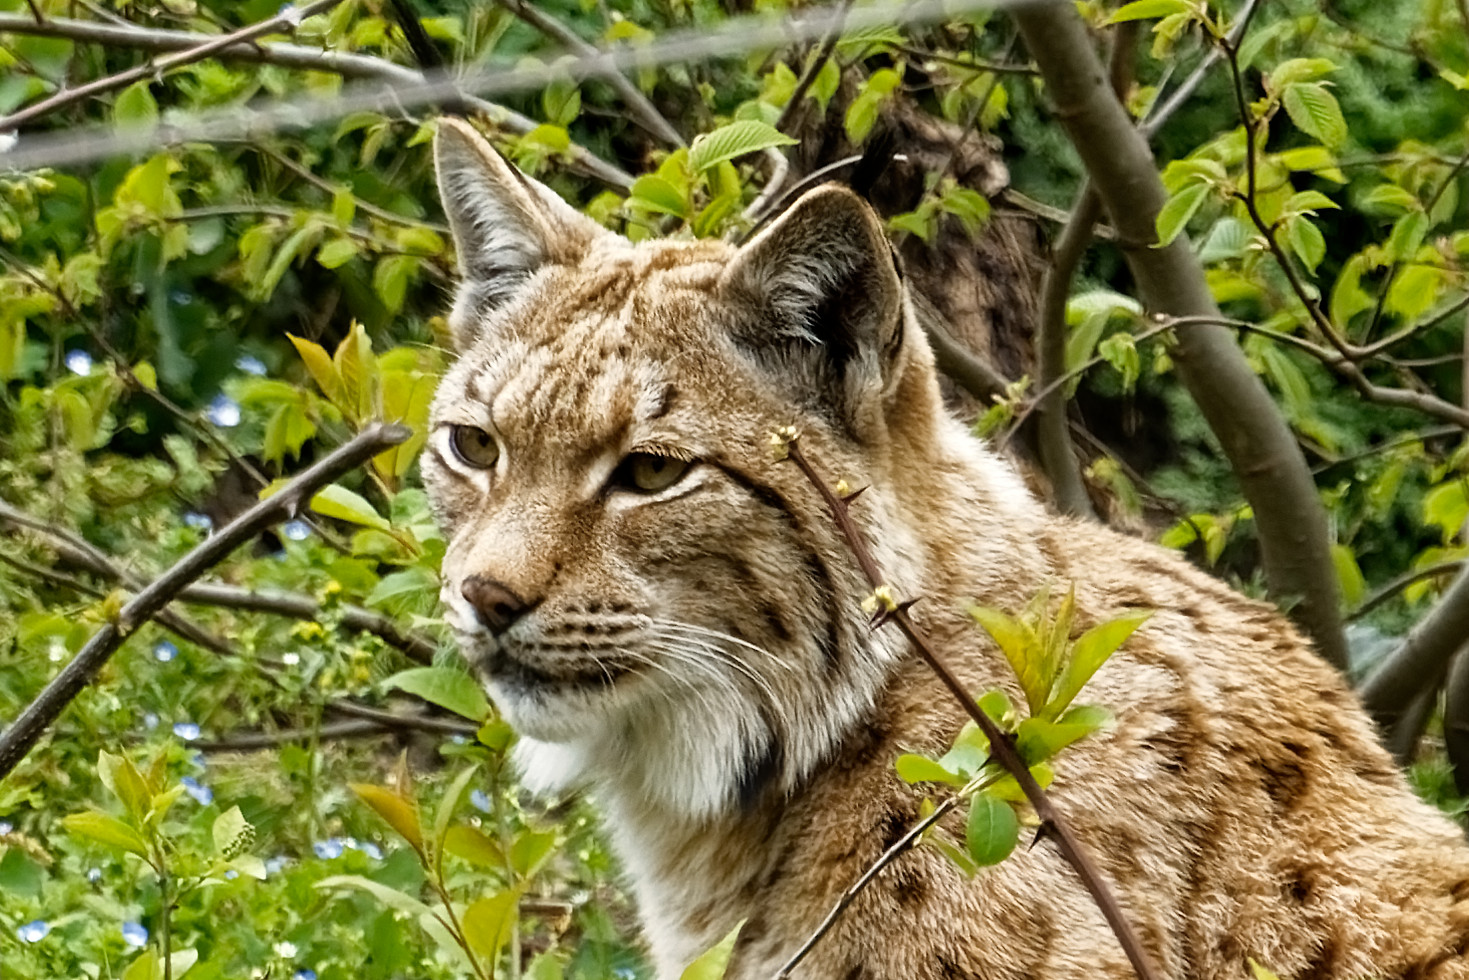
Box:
86, 867, 102, 883
0, 821, 12, 834
469, 789, 491, 813
121, 921, 148, 948
282, 520, 312, 541
65, 350, 93, 376
172, 721, 201, 741
181, 777, 213, 805
153, 640, 178, 662
235, 354, 267, 376
182, 512, 213, 531
206, 394, 241, 428
293, 970, 317, 980
143, 713, 159, 730
223, 869, 238, 880
312, 838, 344, 860
17, 920, 49, 943
357, 841, 383, 860
264, 855, 289, 875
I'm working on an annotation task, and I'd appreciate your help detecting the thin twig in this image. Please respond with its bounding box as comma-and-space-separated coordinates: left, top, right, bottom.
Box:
1138, 0, 1261, 140
773, 0, 855, 135
327, 700, 478, 736
0, 423, 411, 781
494, 0, 685, 147
774, 795, 961, 977
781, 438, 1162, 980
0, 0, 348, 135
195, 719, 406, 751
1348, 560, 1465, 622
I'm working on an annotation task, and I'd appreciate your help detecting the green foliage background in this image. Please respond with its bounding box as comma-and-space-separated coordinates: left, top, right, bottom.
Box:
0, 0, 1466, 977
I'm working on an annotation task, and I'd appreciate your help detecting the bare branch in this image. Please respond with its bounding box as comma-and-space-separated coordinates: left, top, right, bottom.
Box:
0, 0, 350, 135
910, 292, 1012, 405
782, 438, 1163, 980
1360, 566, 1469, 733
1137, 0, 1261, 139
193, 714, 472, 752
1347, 560, 1464, 621
494, 0, 685, 148
0, 423, 411, 781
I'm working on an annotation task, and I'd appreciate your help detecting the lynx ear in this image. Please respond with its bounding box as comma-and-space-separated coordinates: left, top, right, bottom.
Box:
434, 117, 610, 347
720, 184, 905, 430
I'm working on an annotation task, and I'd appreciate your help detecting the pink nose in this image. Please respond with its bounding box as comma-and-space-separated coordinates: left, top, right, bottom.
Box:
461, 576, 531, 634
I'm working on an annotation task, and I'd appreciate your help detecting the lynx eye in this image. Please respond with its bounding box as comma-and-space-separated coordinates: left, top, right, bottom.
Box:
448, 425, 500, 469
616, 452, 691, 494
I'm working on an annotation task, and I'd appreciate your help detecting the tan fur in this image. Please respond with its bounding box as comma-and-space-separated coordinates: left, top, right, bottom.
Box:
422, 118, 1469, 980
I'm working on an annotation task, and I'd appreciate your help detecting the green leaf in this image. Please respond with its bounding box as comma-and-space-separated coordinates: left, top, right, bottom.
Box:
968, 606, 1046, 715
317, 237, 359, 269
384, 666, 491, 722
62, 810, 150, 857
894, 753, 965, 786
1154, 182, 1211, 247
1015, 705, 1110, 764
1360, 184, 1418, 215
98, 751, 152, 824
122, 950, 161, 980
1267, 58, 1337, 90
688, 120, 797, 173
680, 921, 745, 980
211, 806, 253, 859
1330, 543, 1366, 610
310, 484, 390, 531
1283, 190, 1339, 214
1424, 482, 1468, 542
1286, 216, 1326, 273
288, 333, 342, 406
964, 793, 1018, 867
1282, 83, 1347, 148
443, 825, 506, 869
629, 174, 690, 218
351, 783, 424, 853
463, 888, 521, 960
1105, 0, 1190, 23
113, 81, 158, 130
511, 829, 558, 879
936, 721, 991, 777
1329, 255, 1374, 330
316, 874, 436, 918
1047, 612, 1153, 719
1385, 211, 1429, 263
434, 765, 482, 857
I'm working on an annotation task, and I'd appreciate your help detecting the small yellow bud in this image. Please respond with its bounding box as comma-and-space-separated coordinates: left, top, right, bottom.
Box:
835, 479, 852, 497
861, 584, 899, 616
767, 425, 800, 461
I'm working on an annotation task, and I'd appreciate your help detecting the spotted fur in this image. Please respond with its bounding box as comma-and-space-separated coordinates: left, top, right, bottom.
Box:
422, 118, 1469, 980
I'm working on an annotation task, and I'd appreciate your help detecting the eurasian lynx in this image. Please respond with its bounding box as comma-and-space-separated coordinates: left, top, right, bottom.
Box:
421, 117, 1469, 980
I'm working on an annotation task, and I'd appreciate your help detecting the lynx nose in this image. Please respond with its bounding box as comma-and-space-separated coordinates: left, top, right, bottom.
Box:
461, 576, 532, 635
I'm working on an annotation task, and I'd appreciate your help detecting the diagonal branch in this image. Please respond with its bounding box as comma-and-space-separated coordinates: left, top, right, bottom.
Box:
0, 423, 410, 781
494, 0, 685, 148
781, 437, 1162, 980
0, 12, 635, 191
0, 0, 349, 135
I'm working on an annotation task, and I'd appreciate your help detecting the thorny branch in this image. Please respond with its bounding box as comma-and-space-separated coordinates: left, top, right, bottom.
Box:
0, 423, 411, 782
780, 436, 1162, 980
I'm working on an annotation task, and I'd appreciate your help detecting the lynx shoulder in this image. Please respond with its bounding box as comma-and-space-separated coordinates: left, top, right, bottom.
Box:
421, 117, 1469, 980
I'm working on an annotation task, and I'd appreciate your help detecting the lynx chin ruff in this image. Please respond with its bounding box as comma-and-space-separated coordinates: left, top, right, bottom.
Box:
421, 117, 1469, 980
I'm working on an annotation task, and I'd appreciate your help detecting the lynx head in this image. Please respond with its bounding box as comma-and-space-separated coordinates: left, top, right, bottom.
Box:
423, 118, 960, 820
